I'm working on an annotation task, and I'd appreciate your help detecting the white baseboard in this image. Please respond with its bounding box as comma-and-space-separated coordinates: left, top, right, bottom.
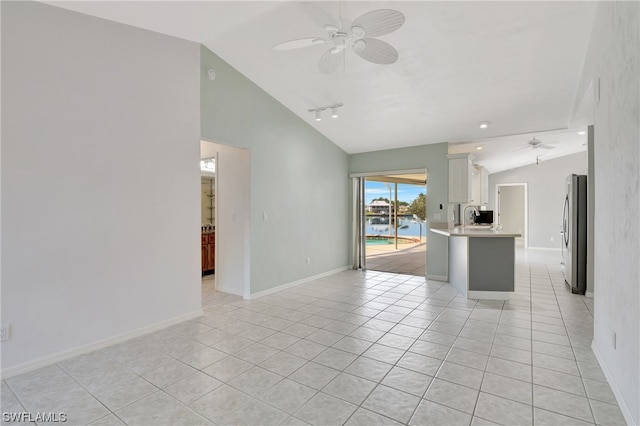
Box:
426, 274, 447, 282
0, 309, 203, 380
591, 341, 637, 426
527, 246, 562, 251
215, 283, 244, 297
467, 290, 510, 300
248, 266, 350, 300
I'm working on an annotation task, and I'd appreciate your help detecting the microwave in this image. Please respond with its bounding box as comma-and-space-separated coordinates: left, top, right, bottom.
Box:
474, 210, 494, 224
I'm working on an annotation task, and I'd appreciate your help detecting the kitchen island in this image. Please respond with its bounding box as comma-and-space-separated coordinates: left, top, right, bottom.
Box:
431, 226, 521, 300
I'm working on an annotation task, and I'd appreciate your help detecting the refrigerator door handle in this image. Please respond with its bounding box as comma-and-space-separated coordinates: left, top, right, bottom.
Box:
562, 195, 569, 246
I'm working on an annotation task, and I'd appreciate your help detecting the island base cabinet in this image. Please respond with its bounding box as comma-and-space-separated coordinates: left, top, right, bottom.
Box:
468, 237, 514, 298
448, 236, 515, 300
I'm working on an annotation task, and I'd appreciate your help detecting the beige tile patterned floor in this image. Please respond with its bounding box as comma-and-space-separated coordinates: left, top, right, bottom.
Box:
1, 252, 626, 425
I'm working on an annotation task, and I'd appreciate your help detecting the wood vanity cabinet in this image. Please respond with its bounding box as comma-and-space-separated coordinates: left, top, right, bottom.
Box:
202, 232, 215, 273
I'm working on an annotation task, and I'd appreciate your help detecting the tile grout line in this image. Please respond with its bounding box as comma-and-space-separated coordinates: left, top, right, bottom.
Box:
545, 264, 598, 426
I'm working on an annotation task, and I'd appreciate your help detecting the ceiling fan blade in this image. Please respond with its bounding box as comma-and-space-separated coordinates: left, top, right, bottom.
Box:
273, 37, 325, 51
300, 2, 341, 30
352, 9, 405, 37
354, 38, 399, 65
319, 48, 340, 74
539, 144, 555, 150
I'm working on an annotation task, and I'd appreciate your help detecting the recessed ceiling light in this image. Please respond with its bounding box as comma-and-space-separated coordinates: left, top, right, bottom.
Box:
479, 121, 489, 129
578, 131, 586, 135
475, 146, 483, 150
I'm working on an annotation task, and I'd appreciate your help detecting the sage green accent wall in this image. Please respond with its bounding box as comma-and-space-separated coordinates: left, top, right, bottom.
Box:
349, 143, 450, 278
200, 46, 350, 295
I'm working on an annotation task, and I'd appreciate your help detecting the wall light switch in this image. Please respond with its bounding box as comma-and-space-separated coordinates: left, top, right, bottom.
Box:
263, 212, 268, 222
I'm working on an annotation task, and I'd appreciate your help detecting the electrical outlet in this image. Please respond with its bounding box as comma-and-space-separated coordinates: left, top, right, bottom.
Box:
306, 257, 311, 265
550, 236, 554, 242
0, 324, 10, 341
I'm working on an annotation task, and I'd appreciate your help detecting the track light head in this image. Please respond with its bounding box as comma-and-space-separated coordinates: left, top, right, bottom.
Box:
309, 103, 343, 122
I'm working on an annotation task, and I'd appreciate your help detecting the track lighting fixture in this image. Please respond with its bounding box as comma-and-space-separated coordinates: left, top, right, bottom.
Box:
309, 103, 344, 122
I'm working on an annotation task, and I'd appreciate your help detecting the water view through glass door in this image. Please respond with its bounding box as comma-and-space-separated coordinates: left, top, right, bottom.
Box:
364, 173, 427, 275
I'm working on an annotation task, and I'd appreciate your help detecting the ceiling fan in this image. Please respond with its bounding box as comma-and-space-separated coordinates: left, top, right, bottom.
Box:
525, 137, 555, 165
527, 137, 555, 150
273, 2, 405, 74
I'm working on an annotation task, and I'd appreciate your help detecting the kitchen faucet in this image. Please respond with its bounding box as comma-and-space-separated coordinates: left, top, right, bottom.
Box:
463, 205, 478, 226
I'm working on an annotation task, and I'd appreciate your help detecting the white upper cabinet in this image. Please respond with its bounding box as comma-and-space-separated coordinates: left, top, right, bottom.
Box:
478, 166, 489, 205
448, 154, 474, 203
448, 154, 489, 205
472, 166, 489, 205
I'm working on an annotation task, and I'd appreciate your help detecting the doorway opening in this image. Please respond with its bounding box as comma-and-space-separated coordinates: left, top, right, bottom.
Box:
200, 140, 251, 298
496, 183, 528, 248
352, 170, 427, 276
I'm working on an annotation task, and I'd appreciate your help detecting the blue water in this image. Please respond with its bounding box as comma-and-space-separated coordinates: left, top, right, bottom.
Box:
366, 216, 425, 237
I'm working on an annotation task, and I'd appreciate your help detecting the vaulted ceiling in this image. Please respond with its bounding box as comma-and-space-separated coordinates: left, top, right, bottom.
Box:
46, 1, 596, 172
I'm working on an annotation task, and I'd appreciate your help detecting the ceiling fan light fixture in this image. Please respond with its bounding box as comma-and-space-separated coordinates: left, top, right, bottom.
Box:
331, 107, 339, 118
351, 26, 366, 38
276, 3, 405, 74
479, 121, 490, 129
315, 110, 322, 121
352, 39, 366, 52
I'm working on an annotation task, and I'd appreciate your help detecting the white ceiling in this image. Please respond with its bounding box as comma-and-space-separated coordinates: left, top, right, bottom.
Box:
449, 128, 588, 174
46, 1, 595, 169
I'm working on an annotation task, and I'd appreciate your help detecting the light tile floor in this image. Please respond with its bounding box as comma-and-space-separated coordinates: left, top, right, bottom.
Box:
2, 252, 627, 425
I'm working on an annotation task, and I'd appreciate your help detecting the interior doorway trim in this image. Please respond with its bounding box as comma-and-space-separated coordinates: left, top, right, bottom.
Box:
200, 138, 251, 300
495, 182, 528, 248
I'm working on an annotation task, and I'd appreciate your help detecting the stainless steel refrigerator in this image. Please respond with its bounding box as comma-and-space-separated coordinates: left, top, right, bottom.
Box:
561, 174, 587, 294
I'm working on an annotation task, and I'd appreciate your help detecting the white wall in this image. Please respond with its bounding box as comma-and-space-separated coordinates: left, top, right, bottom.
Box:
200, 46, 351, 296
349, 143, 450, 280
498, 185, 526, 237
580, 2, 639, 424
1, 2, 202, 374
200, 141, 251, 297
488, 152, 587, 249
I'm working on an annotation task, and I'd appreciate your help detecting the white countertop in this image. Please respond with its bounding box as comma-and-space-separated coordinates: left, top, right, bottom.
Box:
430, 226, 521, 238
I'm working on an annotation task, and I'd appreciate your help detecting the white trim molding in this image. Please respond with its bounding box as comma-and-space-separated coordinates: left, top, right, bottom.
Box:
591, 341, 637, 425
248, 266, 350, 300
349, 168, 427, 178
0, 309, 203, 380
215, 283, 244, 297
467, 290, 510, 300
426, 274, 448, 282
